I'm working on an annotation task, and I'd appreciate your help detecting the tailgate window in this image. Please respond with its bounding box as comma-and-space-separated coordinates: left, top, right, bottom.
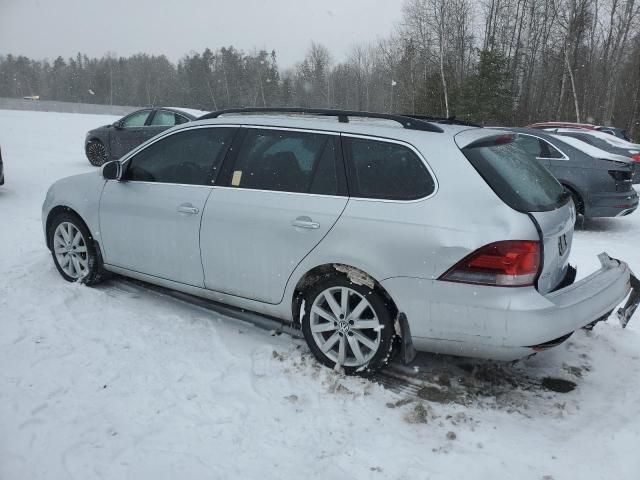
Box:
462, 134, 569, 212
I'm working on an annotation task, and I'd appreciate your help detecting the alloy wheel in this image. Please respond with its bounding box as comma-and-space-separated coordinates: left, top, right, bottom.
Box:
309, 286, 382, 368
53, 222, 89, 279
87, 141, 107, 166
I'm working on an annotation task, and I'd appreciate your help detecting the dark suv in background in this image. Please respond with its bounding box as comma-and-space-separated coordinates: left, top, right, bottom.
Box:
85, 107, 207, 166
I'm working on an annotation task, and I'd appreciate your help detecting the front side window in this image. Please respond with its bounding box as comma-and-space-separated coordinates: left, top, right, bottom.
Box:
123, 127, 234, 185
122, 110, 151, 127
518, 135, 544, 157
345, 137, 435, 200
230, 129, 339, 195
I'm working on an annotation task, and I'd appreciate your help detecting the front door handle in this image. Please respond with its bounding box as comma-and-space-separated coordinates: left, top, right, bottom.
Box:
177, 203, 200, 215
291, 216, 320, 229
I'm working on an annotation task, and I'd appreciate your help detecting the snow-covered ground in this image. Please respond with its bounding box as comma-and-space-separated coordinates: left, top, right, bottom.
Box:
1, 109, 639, 480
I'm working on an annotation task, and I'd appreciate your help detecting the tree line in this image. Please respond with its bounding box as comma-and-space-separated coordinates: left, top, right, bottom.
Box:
1, 0, 639, 140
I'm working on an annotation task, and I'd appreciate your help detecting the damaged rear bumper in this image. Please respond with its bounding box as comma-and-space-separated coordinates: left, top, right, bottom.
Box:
382, 252, 638, 361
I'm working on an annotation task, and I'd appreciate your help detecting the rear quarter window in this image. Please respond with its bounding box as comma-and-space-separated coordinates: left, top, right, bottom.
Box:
462, 134, 569, 212
344, 137, 435, 200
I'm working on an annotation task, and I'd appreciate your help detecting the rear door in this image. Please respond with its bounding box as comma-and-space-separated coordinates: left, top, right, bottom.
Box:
200, 127, 348, 304
459, 132, 574, 294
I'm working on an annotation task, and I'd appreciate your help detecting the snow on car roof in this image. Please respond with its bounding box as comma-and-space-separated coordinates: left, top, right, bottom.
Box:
165, 107, 210, 118
551, 134, 633, 161
550, 128, 639, 149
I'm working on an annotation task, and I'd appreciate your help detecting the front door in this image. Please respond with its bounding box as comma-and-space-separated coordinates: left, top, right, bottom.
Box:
110, 109, 153, 159
200, 127, 348, 304
99, 126, 236, 286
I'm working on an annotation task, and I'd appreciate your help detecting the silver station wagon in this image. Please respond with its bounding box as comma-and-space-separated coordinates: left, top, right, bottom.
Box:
42, 109, 640, 373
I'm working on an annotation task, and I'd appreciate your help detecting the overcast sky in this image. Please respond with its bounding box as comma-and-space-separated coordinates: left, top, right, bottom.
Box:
0, 0, 404, 68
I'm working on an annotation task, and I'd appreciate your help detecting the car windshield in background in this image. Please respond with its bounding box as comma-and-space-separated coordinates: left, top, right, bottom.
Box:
462, 134, 569, 212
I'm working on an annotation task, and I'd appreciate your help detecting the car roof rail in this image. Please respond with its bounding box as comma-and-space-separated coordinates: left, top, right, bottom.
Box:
404, 114, 482, 128
198, 108, 445, 133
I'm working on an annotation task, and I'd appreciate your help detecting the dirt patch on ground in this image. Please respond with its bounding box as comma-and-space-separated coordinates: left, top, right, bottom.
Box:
372, 351, 588, 412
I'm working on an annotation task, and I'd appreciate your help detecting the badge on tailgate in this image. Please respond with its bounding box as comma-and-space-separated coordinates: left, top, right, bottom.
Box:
558, 233, 568, 257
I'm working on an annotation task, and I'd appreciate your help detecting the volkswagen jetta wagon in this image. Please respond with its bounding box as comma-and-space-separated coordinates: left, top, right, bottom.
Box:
42, 109, 639, 372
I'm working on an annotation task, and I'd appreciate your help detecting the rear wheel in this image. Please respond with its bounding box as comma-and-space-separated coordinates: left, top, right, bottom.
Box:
567, 188, 584, 217
301, 275, 395, 373
48, 213, 105, 285
86, 140, 107, 166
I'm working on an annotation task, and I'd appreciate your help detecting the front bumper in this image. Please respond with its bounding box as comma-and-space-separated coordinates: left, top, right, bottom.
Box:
382, 253, 637, 361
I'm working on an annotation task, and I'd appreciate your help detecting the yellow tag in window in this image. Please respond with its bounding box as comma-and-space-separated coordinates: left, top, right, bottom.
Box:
231, 170, 242, 187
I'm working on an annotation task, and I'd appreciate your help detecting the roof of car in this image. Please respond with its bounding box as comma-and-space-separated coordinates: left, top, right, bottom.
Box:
527, 121, 597, 130
188, 113, 480, 143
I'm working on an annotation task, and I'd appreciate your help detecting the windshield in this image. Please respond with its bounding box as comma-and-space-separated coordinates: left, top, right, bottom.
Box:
462, 134, 569, 212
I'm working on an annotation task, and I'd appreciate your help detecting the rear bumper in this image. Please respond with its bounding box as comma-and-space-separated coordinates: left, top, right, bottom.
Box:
586, 190, 638, 217
382, 253, 634, 361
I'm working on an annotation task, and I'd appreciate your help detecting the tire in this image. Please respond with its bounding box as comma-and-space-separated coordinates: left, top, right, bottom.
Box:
48, 212, 105, 285
86, 140, 107, 166
567, 187, 584, 217
301, 274, 395, 374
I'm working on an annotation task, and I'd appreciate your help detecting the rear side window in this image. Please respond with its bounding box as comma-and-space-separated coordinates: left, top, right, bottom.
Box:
230, 129, 340, 195
540, 140, 565, 159
124, 127, 234, 185
151, 110, 190, 126
519, 135, 565, 159
462, 134, 568, 212
345, 138, 435, 200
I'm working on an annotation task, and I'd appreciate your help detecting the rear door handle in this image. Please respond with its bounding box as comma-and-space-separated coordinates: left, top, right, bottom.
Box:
291, 216, 320, 229
177, 203, 200, 215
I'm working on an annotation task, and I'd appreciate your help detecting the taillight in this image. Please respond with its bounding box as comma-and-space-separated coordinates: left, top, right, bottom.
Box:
632, 154, 640, 162
609, 170, 632, 182
440, 240, 541, 287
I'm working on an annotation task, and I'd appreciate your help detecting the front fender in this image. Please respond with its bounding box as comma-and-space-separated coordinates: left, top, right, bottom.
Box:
42, 171, 106, 247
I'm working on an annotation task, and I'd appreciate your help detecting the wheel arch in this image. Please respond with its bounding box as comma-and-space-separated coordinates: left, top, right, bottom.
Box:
560, 181, 585, 214
291, 263, 399, 326
46, 206, 95, 251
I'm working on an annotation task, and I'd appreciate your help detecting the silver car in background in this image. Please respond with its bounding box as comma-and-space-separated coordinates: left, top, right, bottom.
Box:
42, 109, 640, 372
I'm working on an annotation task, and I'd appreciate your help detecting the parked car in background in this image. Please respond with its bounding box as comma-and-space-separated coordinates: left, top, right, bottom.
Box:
0, 145, 4, 185
85, 107, 208, 166
499, 127, 638, 218
545, 128, 640, 183
43, 108, 639, 372
527, 121, 631, 141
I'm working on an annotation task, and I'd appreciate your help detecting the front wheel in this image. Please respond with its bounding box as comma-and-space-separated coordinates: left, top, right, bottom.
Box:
48, 213, 105, 285
301, 275, 395, 373
86, 140, 107, 166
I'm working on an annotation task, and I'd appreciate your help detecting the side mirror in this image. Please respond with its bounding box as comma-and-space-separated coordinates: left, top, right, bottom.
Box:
102, 160, 122, 181
113, 120, 123, 129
